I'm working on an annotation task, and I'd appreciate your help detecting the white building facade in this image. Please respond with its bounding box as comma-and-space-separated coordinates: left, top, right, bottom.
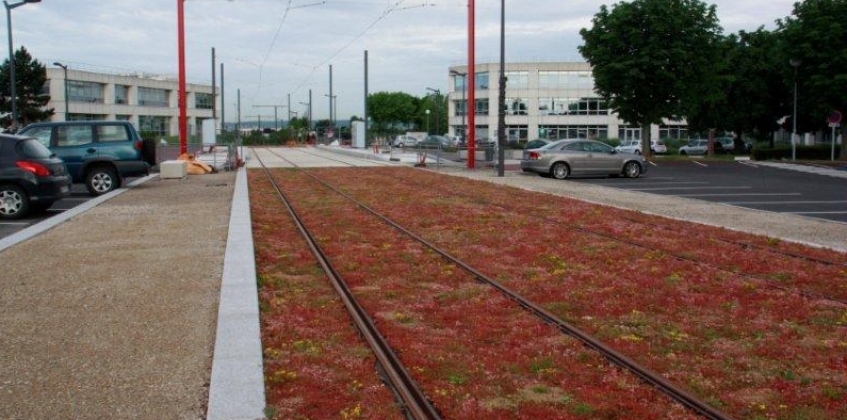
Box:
448, 62, 688, 143
44, 68, 219, 139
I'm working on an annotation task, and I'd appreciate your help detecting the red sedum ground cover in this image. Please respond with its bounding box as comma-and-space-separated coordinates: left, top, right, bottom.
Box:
251, 166, 847, 420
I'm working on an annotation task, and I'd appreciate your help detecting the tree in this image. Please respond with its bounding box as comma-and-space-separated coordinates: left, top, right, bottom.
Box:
0, 46, 53, 128
579, 0, 723, 157
366, 91, 419, 136
779, 0, 847, 160
686, 29, 788, 148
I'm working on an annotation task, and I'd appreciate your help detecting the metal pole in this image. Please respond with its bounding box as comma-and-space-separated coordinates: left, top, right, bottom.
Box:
178, 0, 188, 154
790, 59, 801, 162
364, 50, 369, 147
5, 2, 15, 128
496, 0, 505, 177
211, 47, 216, 120
220, 63, 225, 132
467, 0, 476, 169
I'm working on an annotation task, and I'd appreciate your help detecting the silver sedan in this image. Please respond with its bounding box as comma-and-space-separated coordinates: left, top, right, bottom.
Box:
520, 139, 648, 179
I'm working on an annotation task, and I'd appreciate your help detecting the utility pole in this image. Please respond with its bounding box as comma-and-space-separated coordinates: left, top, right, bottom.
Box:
220, 62, 225, 132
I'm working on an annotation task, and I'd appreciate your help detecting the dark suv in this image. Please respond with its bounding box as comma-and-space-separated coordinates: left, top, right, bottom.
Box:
0, 134, 72, 219
18, 121, 155, 196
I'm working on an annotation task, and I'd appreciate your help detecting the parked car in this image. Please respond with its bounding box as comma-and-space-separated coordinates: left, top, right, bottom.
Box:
615, 139, 667, 154
17, 121, 155, 196
392, 135, 418, 148
0, 134, 72, 219
678, 139, 709, 155
520, 139, 648, 179
524, 139, 550, 150
417, 135, 453, 149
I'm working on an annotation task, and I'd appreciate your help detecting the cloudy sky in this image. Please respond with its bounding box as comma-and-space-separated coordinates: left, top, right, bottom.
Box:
10, 0, 797, 122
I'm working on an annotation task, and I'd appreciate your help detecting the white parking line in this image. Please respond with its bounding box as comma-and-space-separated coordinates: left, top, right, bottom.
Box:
724, 200, 847, 205
677, 193, 803, 197
630, 186, 752, 191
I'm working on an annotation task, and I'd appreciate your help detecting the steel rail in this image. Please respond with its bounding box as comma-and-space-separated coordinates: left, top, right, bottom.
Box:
258, 151, 735, 420
254, 151, 443, 420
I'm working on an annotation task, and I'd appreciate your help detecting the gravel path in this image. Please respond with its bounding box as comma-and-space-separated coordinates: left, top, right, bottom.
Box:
0, 172, 235, 420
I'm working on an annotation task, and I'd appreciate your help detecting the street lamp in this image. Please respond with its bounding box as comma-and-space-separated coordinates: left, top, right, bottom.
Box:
790, 58, 801, 161
5, 0, 41, 130
52, 62, 68, 120
450, 70, 467, 144
425, 109, 430, 133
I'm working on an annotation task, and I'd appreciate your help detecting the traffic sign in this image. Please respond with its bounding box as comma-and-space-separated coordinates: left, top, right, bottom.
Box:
827, 110, 841, 125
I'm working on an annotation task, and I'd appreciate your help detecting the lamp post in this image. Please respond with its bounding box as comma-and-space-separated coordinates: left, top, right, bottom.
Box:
426, 87, 441, 135
425, 109, 430, 133
496, 0, 505, 176
450, 70, 467, 144
52, 62, 68, 120
790, 58, 801, 161
5, 0, 40, 130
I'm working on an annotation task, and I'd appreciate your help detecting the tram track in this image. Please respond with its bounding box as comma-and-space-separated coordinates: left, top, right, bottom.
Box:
368, 165, 847, 306
254, 148, 735, 420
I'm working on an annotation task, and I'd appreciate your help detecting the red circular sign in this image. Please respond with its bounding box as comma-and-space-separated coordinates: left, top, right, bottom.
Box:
828, 110, 842, 124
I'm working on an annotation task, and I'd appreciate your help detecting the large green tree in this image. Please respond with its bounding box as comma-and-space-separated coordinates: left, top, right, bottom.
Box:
579, 0, 723, 157
0, 46, 53, 128
366, 91, 420, 136
419, 91, 448, 135
686, 29, 788, 148
779, 0, 847, 160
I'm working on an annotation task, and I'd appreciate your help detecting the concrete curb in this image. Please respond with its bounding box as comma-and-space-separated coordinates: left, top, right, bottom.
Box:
206, 167, 266, 420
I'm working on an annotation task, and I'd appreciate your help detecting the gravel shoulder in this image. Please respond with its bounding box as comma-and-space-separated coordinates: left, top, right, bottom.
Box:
0, 172, 235, 420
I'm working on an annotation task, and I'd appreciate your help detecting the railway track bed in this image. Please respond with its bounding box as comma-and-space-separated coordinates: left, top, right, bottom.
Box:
250, 159, 846, 420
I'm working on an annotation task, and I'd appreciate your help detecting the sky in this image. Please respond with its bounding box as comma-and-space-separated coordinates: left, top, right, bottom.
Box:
8, 0, 799, 122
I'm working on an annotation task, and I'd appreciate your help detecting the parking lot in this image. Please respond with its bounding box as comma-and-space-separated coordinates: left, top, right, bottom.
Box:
572, 159, 847, 223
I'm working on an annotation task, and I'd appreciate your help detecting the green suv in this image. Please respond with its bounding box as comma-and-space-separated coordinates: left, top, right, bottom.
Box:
18, 121, 156, 196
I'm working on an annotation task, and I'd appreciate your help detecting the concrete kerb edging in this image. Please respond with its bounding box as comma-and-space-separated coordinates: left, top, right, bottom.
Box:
206, 166, 266, 420
0, 174, 157, 254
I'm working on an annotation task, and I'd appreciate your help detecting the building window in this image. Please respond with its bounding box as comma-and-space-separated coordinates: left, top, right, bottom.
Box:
538, 125, 609, 140
68, 114, 105, 121
505, 125, 528, 142
506, 97, 527, 115
659, 125, 688, 139
539, 97, 608, 115
139, 115, 169, 137
475, 72, 489, 90
538, 70, 594, 89
475, 98, 489, 115
115, 115, 131, 121
619, 125, 642, 141
115, 85, 129, 104
138, 87, 169, 107
454, 99, 467, 116
68, 81, 104, 103
505, 71, 528, 89
196, 93, 214, 110
453, 74, 466, 91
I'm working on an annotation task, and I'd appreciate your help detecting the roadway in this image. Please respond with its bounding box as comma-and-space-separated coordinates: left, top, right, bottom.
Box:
571, 159, 847, 223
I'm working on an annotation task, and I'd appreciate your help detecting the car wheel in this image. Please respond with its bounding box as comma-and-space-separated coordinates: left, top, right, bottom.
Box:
634, 149, 641, 155
85, 166, 119, 196
551, 162, 570, 180
623, 161, 642, 178
680, 150, 687, 155
0, 184, 30, 220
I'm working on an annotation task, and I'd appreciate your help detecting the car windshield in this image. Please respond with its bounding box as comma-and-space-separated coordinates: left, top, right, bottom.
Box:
16, 138, 53, 159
